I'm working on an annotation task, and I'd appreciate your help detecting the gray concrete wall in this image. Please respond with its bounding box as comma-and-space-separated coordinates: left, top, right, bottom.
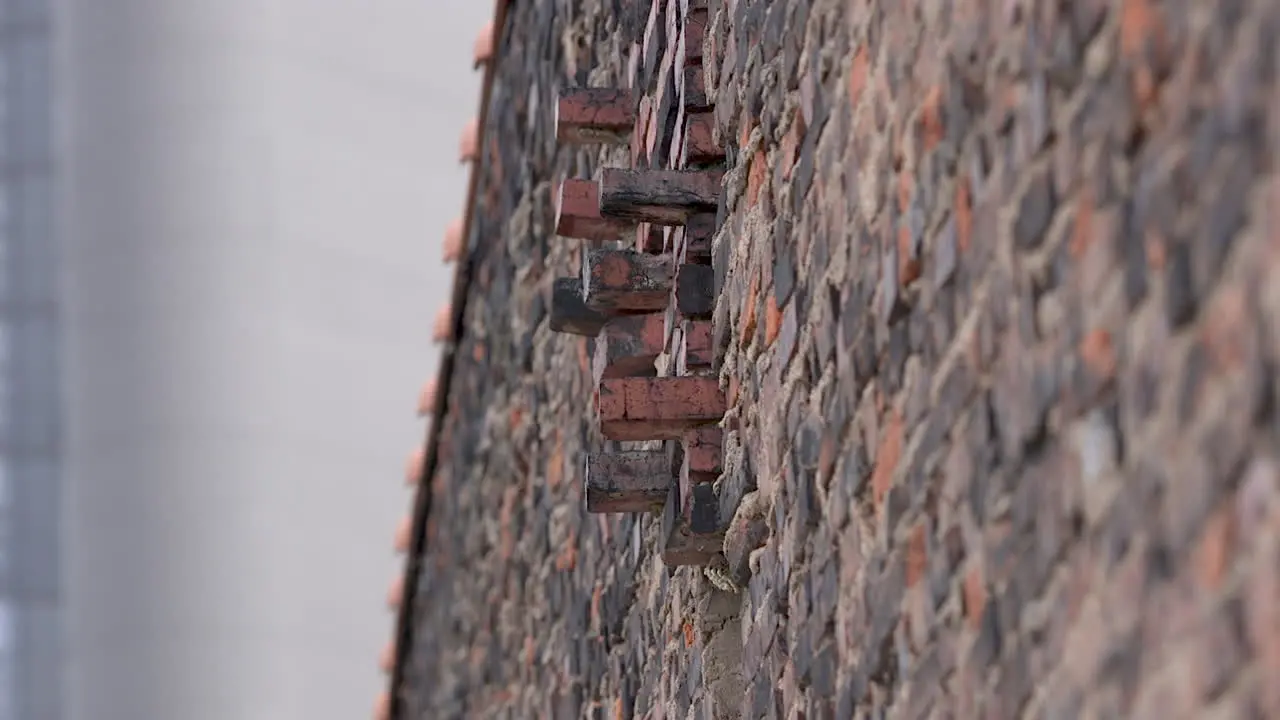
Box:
56, 2, 489, 717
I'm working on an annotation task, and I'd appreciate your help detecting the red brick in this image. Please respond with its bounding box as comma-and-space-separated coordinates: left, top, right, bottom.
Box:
872, 409, 904, 509
443, 216, 464, 262
962, 562, 986, 629
955, 178, 972, 252
764, 294, 782, 346
386, 574, 404, 610
472, 21, 493, 68
432, 303, 453, 342
598, 168, 722, 226
779, 112, 805, 181
404, 447, 424, 486
378, 640, 395, 674
746, 150, 767, 208
905, 522, 927, 588
556, 178, 630, 241
585, 450, 671, 513
683, 111, 722, 164
848, 46, 869, 108
393, 515, 411, 553
594, 313, 667, 381
546, 430, 565, 489
597, 376, 725, 441
416, 379, 437, 417
583, 249, 674, 313
459, 117, 479, 163
555, 87, 636, 145
681, 319, 713, 367
683, 8, 707, 63
919, 84, 943, 152
739, 270, 760, 347
682, 427, 723, 479
1080, 329, 1117, 383
1193, 502, 1237, 591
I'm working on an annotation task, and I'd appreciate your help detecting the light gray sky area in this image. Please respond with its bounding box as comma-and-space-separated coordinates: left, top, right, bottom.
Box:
58, 1, 492, 717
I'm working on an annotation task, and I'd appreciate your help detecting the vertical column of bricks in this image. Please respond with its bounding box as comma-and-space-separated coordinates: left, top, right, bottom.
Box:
549, 0, 731, 568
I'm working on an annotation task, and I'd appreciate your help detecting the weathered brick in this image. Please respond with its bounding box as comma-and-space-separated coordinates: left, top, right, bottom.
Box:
597, 376, 725, 441
585, 450, 671, 513
556, 88, 637, 145
593, 313, 667, 381
583, 248, 674, 313
599, 168, 722, 225
550, 276, 611, 336
556, 178, 631, 241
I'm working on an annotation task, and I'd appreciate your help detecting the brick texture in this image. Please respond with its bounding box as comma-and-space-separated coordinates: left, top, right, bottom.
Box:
397, 0, 1280, 718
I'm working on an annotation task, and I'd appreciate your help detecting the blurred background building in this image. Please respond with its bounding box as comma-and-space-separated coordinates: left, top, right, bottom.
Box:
0, 1, 490, 718
0, 0, 61, 718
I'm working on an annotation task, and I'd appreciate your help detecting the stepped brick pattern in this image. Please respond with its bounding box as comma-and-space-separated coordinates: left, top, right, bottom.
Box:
383, 1, 1280, 718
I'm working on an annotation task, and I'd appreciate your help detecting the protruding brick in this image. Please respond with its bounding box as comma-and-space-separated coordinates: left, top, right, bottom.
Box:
404, 447, 424, 486
676, 263, 716, 319
683, 112, 722, 165
550, 277, 611, 336
680, 426, 723, 480
682, 213, 715, 260
599, 169, 721, 226
432, 304, 453, 342
386, 575, 404, 610
682, 64, 708, 110
660, 479, 724, 566
378, 641, 395, 674
443, 216, 464, 262
459, 118, 479, 163
677, 319, 714, 371
683, 7, 708, 63
556, 88, 636, 145
416, 379, 437, 417
472, 22, 493, 68
583, 249, 673, 313
556, 178, 630, 241
593, 313, 666, 382
597, 376, 725, 441
394, 515, 411, 553
584, 450, 671, 513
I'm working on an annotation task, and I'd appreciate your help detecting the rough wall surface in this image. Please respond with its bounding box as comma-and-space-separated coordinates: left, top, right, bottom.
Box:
401, 0, 1280, 718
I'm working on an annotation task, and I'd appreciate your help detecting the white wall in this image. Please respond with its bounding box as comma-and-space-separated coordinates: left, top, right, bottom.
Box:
57, 2, 490, 717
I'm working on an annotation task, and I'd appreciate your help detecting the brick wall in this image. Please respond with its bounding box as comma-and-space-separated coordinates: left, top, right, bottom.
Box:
396, 0, 1280, 718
